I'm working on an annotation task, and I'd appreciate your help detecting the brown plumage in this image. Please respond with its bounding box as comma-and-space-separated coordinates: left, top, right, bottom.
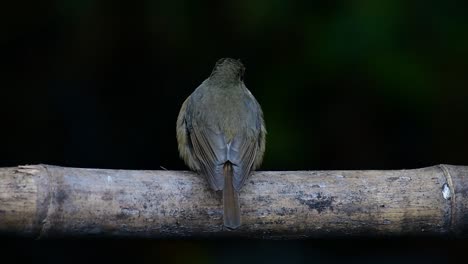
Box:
176, 58, 266, 229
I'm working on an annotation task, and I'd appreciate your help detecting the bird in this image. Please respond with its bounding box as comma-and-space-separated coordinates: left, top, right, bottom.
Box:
176, 58, 266, 229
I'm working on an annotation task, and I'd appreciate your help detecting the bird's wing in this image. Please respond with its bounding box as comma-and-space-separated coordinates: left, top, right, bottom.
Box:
189, 122, 227, 191
227, 90, 266, 191
176, 97, 200, 171
228, 131, 259, 191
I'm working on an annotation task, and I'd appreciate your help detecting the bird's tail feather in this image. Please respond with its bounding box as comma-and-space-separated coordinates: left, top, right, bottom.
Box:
223, 162, 241, 229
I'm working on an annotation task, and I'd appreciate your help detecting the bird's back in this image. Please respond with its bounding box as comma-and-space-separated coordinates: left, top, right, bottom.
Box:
184, 81, 264, 190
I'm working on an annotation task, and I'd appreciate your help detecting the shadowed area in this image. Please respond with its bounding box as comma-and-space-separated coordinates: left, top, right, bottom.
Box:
1, 0, 468, 263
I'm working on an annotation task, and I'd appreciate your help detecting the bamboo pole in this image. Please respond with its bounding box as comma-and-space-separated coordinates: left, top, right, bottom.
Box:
0, 164, 467, 239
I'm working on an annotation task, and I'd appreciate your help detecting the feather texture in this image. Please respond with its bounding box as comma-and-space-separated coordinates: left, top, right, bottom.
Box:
176, 58, 266, 228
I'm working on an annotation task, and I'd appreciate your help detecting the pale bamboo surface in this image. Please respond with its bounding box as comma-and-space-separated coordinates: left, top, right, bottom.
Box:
0, 164, 467, 238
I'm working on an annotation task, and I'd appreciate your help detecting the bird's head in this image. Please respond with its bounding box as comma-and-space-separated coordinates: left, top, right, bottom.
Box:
210, 58, 245, 82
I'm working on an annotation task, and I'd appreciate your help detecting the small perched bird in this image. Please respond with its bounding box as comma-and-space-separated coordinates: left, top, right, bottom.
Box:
176, 58, 266, 229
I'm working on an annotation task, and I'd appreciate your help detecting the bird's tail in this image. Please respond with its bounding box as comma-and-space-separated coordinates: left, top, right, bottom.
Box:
223, 162, 241, 229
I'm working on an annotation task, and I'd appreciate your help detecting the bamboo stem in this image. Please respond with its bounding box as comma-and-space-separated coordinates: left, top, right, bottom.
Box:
0, 164, 467, 239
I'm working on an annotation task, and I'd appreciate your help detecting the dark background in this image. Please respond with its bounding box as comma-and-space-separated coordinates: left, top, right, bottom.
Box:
1, 0, 468, 263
